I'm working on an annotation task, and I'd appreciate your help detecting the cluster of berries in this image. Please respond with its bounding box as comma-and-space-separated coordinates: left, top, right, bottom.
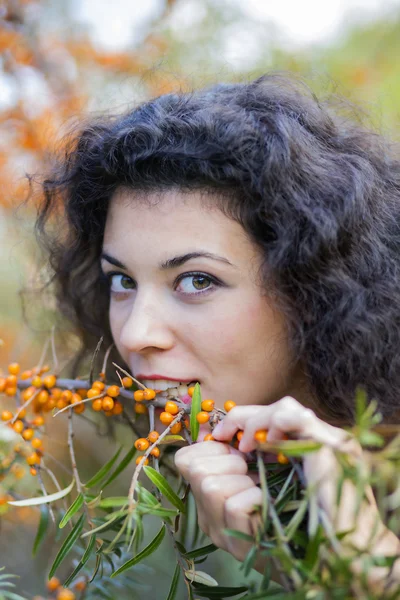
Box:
32, 575, 86, 600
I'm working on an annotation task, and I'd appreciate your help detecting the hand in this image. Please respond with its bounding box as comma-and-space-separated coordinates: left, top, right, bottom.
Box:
174, 440, 263, 562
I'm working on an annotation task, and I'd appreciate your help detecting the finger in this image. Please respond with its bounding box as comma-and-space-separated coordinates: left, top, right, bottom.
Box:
188, 455, 248, 500
224, 486, 263, 559
212, 406, 266, 441
197, 474, 255, 546
174, 441, 243, 480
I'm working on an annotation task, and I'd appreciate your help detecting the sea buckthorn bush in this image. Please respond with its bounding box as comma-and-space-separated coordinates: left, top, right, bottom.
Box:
1, 339, 400, 599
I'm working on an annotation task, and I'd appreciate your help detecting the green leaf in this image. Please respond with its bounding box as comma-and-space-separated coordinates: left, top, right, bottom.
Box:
137, 483, 158, 507
63, 533, 96, 587
8, 478, 75, 506
32, 504, 49, 556
223, 529, 254, 542
184, 543, 218, 559
191, 584, 248, 598
99, 497, 129, 509
84, 446, 122, 488
166, 563, 181, 600
257, 439, 322, 456
190, 382, 202, 442
111, 524, 165, 577
138, 505, 179, 519
159, 435, 186, 445
48, 513, 85, 579
59, 493, 84, 529
285, 497, 308, 541
143, 466, 185, 513
185, 569, 218, 586
102, 444, 137, 489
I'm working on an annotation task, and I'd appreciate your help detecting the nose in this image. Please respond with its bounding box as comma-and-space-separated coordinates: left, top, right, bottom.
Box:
118, 290, 174, 353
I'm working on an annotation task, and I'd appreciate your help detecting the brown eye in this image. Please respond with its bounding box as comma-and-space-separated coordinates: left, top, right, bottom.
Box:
176, 273, 219, 296
109, 274, 135, 292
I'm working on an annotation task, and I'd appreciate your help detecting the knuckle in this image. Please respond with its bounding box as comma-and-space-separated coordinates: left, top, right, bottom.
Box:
279, 396, 300, 410
200, 476, 222, 497
189, 461, 210, 478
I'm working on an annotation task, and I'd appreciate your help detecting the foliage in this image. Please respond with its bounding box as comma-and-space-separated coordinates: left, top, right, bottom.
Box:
0, 337, 400, 599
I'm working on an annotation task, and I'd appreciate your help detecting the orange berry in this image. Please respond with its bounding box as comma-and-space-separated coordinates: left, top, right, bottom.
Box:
18, 408, 26, 419
233, 439, 240, 449
61, 390, 73, 402
134, 402, 148, 414
104, 410, 113, 417
147, 431, 159, 443
112, 401, 123, 415
204, 433, 215, 441
73, 403, 85, 414
13, 420, 24, 434
254, 430, 268, 443
184, 417, 190, 429
159, 411, 174, 426
236, 431, 244, 441
196, 411, 210, 424
133, 390, 145, 402
87, 388, 101, 399
22, 386, 36, 402
187, 386, 195, 397
71, 393, 82, 404
30, 467, 37, 476
201, 399, 215, 412
122, 377, 133, 388
170, 422, 182, 434
150, 447, 160, 457
39, 365, 50, 374
6, 374, 17, 387
50, 388, 62, 401
0, 377, 5, 392
26, 452, 40, 466
92, 380, 105, 391
22, 428, 34, 441
31, 375, 42, 388
135, 456, 149, 466
224, 400, 236, 412
32, 416, 45, 427
277, 452, 290, 465
98, 371, 105, 379
5, 386, 17, 397
106, 385, 120, 398
101, 396, 114, 412
46, 577, 61, 592
76, 388, 87, 399
20, 370, 33, 380
37, 390, 49, 404
43, 375, 57, 389
56, 398, 68, 410
165, 401, 179, 415
1, 410, 13, 421
8, 362, 20, 375
91, 399, 103, 412
31, 438, 43, 450
43, 397, 56, 412
57, 588, 76, 600
143, 388, 156, 400
74, 580, 86, 592
134, 438, 150, 451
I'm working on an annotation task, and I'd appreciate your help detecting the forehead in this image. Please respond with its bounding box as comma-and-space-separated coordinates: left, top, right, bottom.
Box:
104, 187, 246, 246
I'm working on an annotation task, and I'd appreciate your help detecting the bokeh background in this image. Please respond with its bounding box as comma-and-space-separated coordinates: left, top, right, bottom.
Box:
2, 0, 400, 597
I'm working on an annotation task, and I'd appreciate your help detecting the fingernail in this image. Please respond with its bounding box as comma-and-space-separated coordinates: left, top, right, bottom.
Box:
212, 423, 223, 437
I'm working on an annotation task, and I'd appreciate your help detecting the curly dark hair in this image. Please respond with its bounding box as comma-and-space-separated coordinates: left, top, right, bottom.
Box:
34, 71, 400, 424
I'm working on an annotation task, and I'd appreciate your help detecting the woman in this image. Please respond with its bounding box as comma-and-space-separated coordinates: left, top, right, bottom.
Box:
35, 72, 400, 591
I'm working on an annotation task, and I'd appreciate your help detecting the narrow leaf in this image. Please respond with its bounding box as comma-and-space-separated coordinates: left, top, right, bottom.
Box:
49, 513, 85, 579
63, 534, 96, 587
102, 444, 137, 489
184, 543, 218, 559
32, 505, 49, 556
99, 497, 129, 509
8, 478, 75, 506
143, 466, 185, 513
190, 382, 202, 442
59, 493, 84, 529
159, 435, 186, 446
111, 524, 165, 577
256, 439, 322, 456
84, 446, 122, 488
166, 563, 181, 600
185, 569, 218, 586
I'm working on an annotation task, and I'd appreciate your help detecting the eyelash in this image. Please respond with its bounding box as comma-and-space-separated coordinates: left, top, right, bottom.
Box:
101, 271, 222, 298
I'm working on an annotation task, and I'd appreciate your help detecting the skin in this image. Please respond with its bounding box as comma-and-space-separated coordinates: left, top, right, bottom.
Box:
102, 186, 400, 590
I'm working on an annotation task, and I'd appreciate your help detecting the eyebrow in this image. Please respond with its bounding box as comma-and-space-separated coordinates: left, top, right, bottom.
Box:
100, 251, 236, 271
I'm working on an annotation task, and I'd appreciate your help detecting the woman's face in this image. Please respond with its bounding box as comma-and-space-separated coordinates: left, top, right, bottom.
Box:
102, 187, 310, 411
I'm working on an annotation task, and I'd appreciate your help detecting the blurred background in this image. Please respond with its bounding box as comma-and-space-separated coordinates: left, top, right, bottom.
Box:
1, 0, 400, 596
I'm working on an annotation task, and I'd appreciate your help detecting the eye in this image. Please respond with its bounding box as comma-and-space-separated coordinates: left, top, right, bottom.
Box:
175, 272, 220, 296
107, 273, 135, 293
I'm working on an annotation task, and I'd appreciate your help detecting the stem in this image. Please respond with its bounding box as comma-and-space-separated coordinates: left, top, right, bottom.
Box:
68, 410, 83, 495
